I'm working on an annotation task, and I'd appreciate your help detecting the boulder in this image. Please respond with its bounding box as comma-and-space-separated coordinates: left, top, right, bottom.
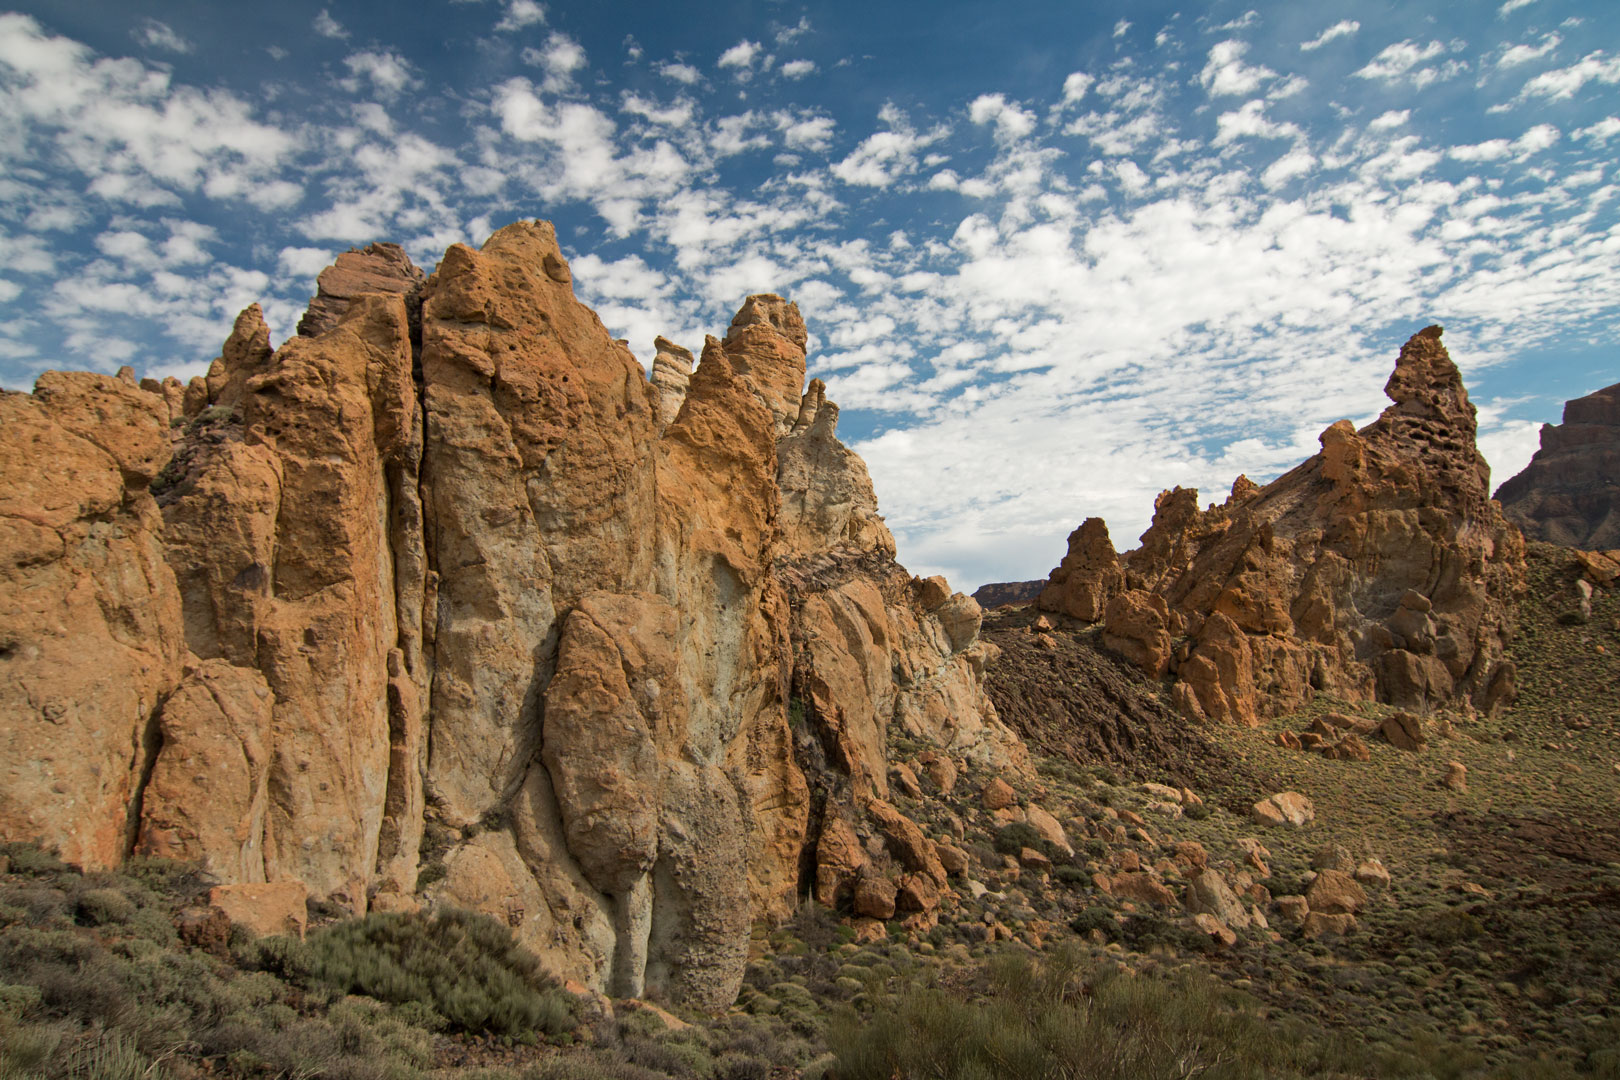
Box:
1380, 712, 1428, 752
1273, 895, 1309, 926
1354, 859, 1392, 888
853, 875, 898, 920
1025, 804, 1073, 856
209, 882, 308, 939
1109, 872, 1176, 907
1302, 911, 1357, 938
1190, 912, 1237, 947
1252, 792, 1315, 828
1186, 869, 1252, 930
982, 778, 1017, 812
1305, 869, 1367, 915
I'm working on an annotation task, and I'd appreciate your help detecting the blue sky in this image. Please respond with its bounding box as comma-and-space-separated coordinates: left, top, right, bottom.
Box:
2, 1, 1618, 591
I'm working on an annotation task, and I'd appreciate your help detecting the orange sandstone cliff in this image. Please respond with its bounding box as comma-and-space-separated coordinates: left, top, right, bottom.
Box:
0, 222, 1024, 1010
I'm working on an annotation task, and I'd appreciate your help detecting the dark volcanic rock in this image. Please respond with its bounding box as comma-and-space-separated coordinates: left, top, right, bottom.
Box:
1495, 381, 1620, 550
972, 579, 1045, 608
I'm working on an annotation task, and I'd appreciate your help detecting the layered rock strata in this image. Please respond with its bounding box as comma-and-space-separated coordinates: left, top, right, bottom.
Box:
1039, 327, 1525, 724
0, 221, 1021, 1012
1495, 381, 1620, 551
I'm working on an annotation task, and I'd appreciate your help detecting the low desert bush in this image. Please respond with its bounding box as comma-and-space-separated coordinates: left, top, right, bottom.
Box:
294, 908, 575, 1038
827, 944, 1342, 1080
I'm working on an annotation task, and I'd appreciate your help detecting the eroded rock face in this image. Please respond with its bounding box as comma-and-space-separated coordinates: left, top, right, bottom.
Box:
1044, 327, 1524, 724
1496, 381, 1620, 551
0, 220, 1017, 1011
296, 242, 425, 339
1037, 517, 1123, 622
0, 372, 185, 870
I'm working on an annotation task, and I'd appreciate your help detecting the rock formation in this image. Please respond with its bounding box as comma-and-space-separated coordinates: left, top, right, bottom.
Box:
0, 221, 1022, 1012
295, 242, 425, 339
970, 580, 1044, 608
1495, 381, 1620, 550
1037, 517, 1123, 622
1038, 327, 1524, 725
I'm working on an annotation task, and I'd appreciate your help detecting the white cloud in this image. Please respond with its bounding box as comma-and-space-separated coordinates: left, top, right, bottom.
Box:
0, 279, 21, 303
1261, 147, 1315, 188
1062, 72, 1093, 103
132, 19, 191, 54
968, 94, 1035, 141
522, 32, 586, 92
1498, 33, 1561, 67
1113, 20, 1131, 38
623, 94, 694, 128
657, 61, 701, 84
710, 111, 769, 156
1354, 40, 1447, 82
774, 17, 811, 46
1300, 20, 1359, 51
1369, 109, 1410, 130
1212, 100, 1300, 144
1200, 40, 1277, 96
1476, 414, 1541, 484
312, 10, 348, 39
1449, 139, 1513, 162
342, 51, 416, 101
776, 111, 834, 151
780, 59, 816, 79
830, 105, 940, 187
0, 14, 298, 209
278, 246, 334, 282
1516, 51, 1620, 101
1499, 0, 1538, 15
495, 0, 546, 32
1573, 116, 1620, 143
718, 40, 761, 74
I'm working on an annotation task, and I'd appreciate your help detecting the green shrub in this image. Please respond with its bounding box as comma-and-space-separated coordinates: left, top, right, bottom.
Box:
1068, 907, 1120, 942
827, 945, 1354, 1080
0, 844, 68, 876
300, 908, 575, 1038
1054, 865, 1088, 887
992, 824, 1047, 857
76, 888, 137, 927
1419, 909, 1484, 945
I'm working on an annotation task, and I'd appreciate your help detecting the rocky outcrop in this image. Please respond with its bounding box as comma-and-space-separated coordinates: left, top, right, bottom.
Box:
0, 220, 1017, 1013
649, 336, 693, 428
970, 579, 1044, 608
295, 242, 425, 339
0, 370, 185, 871
1041, 327, 1524, 724
1496, 381, 1620, 550
1037, 518, 1123, 621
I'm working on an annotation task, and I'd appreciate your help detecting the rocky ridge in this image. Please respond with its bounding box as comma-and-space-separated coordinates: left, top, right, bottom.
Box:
0, 222, 1022, 1011
1495, 380, 1620, 552
1037, 327, 1526, 725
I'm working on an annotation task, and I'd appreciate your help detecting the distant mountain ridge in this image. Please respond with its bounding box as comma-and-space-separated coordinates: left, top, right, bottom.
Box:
1495, 380, 1620, 552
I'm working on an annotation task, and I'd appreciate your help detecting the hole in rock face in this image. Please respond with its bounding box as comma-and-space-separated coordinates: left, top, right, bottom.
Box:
303, 627, 318, 647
